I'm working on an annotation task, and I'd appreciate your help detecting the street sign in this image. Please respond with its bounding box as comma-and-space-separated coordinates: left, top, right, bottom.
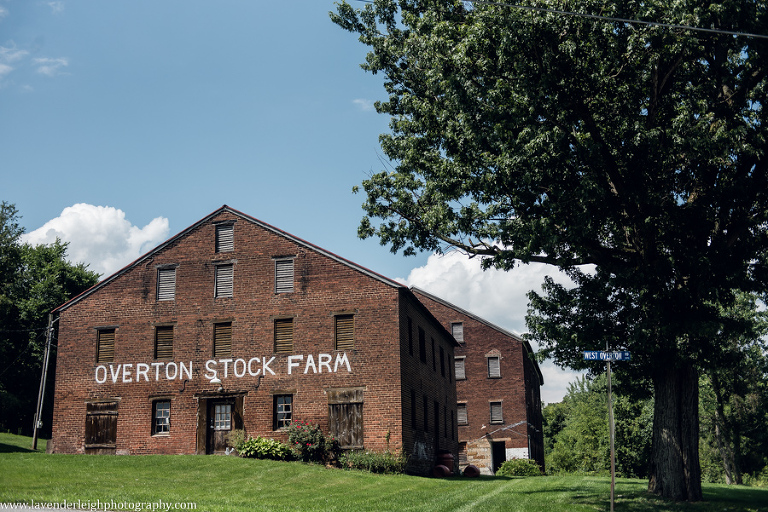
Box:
583, 351, 631, 361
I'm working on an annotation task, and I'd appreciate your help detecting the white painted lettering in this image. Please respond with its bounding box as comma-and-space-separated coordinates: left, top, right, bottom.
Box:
136, 363, 149, 382
304, 354, 317, 374
205, 359, 218, 380
122, 363, 133, 383
334, 352, 351, 373
262, 356, 276, 375
220, 358, 233, 378
165, 362, 178, 380
234, 358, 246, 378
110, 364, 122, 383
95, 365, 107, 384
152, 362, 163, 381
318, 353, 332, 373
180, 361, 192, 380
247, 357, 261, 376
288, 355, 303, 375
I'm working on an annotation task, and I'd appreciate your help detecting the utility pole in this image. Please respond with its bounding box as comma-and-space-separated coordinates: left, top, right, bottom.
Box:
32, 314, 57, 450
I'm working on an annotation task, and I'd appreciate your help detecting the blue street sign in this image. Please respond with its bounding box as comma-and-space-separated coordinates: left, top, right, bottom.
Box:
583, 351, 631, 361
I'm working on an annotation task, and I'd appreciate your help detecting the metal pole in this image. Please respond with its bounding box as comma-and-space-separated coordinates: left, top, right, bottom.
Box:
608, 358, 615, 512
32, 314, 56, 450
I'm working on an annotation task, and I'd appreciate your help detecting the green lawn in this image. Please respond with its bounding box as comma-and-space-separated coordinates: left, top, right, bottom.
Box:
1, 433, 766, 512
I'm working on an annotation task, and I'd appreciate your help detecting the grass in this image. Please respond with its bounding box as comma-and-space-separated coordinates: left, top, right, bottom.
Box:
1, 433, 766, 512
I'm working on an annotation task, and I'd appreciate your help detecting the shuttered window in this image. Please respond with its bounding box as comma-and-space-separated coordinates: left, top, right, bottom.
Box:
330, 402, 363, 449
457, 403, 468, 425
490, 401, 503, 424
215, 223, 234, 253
215, 264, 233, 298
154, 326, 174, 360
213, 322, 232, 358
274, 318, 293, 353
455, 357, 466, 380
335, 314, 354, 350
97, 329, 115, 363
274, 258, 294, 293
451, 322, 464, 343
157, 267, 176, 301
488, 356, 501, 378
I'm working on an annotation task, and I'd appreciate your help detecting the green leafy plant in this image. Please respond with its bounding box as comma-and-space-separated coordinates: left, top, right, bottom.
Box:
338, 450, 407, 474
287, 421, 338, 464
496, 459, 543, 477
236, 436, 294, 461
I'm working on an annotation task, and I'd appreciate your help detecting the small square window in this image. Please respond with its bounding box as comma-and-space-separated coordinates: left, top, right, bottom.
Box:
215, 264, 233, 298
154, 326, 173, 360
457, 403, 468, 425
274, 395, 292, 430
490, 401, 503, 424
214, 403, 232, 430
153, 400, 171, 435
157, 267, 176, 301
213, 322, 232, 358
451, 322, 464, 343
215, 223, 234, 253
335, 314, 354, 350
97, 329, 115, 363
274, 318, 294, 353
274, 258, 294, 293
487, 356, 501, 378
455, 357, 466, 380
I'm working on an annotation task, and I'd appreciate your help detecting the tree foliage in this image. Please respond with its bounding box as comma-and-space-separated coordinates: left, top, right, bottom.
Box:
332, 0, 768, 501
0, 201, 99, 437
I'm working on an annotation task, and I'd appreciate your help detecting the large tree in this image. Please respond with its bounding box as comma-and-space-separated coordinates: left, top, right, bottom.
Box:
332, 0, 768, 501
0, 202, 99, 438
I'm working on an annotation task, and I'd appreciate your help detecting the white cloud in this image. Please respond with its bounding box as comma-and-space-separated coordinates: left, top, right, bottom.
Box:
352, 98, 375, 112
0, 44, 28, 63
0, 6, 8, 20
400, 250, 584, 403
48, 1, 65, 14
0, 62, 12, 78
34, 56, 68, 76
21, 203, 170, 277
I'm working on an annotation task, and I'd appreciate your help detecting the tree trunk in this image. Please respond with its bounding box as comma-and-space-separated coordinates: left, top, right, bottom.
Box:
648, 363, 703, 501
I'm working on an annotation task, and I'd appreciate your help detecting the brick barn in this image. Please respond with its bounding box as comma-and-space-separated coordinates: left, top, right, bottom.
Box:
49, 206, 458, 474
411, 288, 545, 474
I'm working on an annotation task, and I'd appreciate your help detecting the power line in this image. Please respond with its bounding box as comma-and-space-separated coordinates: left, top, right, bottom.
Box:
353, 0, 768, 40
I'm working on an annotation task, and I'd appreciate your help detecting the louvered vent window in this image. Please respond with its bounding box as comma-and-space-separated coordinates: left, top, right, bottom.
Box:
457, 403, 468, 425
274, 318, 293, 353
451, 322, 464, 343
213, 322, 232, 358
215, 223, 234, 253
455, 357, 466, 380
154, 326, 174, 360
215, 264, 233, 298
487, 356, 501, 378
274, 258, 294, 293
490, 401, 503, 424
157, 267, 176, 301
97, 329, 115, 363
335, 314, 354, 350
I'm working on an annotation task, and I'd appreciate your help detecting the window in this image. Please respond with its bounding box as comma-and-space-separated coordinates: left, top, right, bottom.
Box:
153, 400, 170, 435
439, 346, 445, 377
490, 401, 503, 424
418, 327, 426, 363
457, 403, 468, 425
273, 395, 292, 429
487, 356, 501, 378
407, 317, 413, 356
96, 328, 115, 363
214, 403, 232, 430
215, 263, 233, 298
335, 314, 354, 350
157, 267, 176, 301
213, 322, 232, 358
215, 223, 234, 253
451, 322, 464, 343
455, 357, 466, 380
154, 326, 173, 360
274, 318, 293, 353
274, 258, 294, 293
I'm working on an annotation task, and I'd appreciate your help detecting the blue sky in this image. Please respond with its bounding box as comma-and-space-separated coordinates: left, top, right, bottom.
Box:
1, 0, 581, 402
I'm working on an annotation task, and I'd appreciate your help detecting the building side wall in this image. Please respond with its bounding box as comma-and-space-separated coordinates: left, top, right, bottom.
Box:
51, 211, 406, 457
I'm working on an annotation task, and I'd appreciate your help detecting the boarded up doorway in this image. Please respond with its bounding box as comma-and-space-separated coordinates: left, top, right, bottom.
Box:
85, 401, 118, 454
328, 388, 364, 449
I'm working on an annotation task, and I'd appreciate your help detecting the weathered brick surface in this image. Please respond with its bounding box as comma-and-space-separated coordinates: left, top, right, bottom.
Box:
411, 288, 545, 473
51, 207, 457, 473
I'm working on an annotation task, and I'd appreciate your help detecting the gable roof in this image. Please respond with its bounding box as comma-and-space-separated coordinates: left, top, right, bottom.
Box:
53, 205, 404, 313
410, 286, 544, 385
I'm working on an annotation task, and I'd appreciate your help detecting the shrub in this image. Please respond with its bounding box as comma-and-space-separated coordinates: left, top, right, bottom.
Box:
237, 436, 294, 461
227, 429, 247, 451
287, 421, 338, 464
339, 450, 407, 474
496, 458, 543, 477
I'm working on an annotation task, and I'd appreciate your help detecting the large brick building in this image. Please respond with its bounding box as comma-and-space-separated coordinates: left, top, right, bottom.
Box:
411, 288, 545, 474
50, 206, 458, 474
